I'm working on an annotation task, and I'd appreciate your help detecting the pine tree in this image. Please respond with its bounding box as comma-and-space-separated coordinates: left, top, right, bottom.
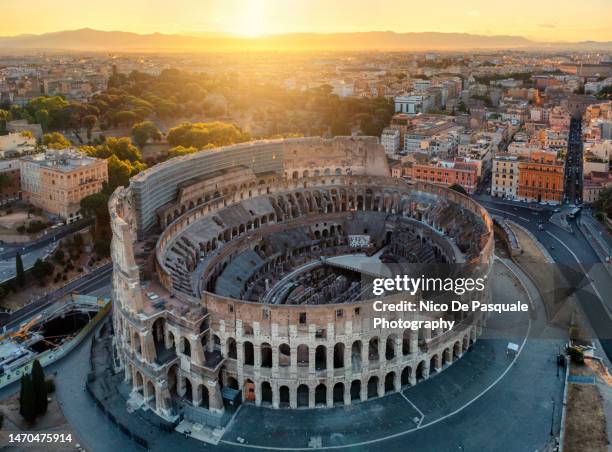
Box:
31, 359, 47, 415
19, 374, 36, 423
15, 252, 25, 287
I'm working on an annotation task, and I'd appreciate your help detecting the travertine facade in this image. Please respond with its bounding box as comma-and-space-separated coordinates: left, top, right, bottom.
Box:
110, 137, 493, 421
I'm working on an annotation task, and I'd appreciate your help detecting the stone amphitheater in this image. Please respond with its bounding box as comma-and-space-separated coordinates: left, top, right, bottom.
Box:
109, 136, 494, 422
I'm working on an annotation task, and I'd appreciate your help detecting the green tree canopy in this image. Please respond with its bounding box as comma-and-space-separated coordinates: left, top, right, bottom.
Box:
43, 132, 71, 149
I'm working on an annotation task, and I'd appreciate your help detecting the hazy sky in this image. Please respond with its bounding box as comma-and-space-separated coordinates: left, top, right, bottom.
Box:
2, 0, 611, 41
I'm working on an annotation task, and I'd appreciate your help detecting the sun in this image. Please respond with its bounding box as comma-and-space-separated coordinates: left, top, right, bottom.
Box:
235, 0, 265, 37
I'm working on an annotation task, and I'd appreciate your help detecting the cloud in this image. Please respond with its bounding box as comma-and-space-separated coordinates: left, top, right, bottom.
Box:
467, 10, 481, 17
538, 23, 556, 28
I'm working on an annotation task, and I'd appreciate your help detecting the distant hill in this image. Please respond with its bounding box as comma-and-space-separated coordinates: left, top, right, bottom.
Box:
0, 28, 610, 52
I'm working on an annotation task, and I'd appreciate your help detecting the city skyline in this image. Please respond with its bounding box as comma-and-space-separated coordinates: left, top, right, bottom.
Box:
1, 0, 611, 43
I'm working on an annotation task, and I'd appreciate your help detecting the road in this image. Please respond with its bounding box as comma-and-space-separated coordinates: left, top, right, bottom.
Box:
475, 194, 612, 362
564, 118, 583, 205
0, 241, 59, 283
0, 218, 93, 261
0, 263, 112, 331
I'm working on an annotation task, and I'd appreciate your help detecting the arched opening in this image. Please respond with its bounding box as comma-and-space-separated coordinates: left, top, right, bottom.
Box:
181, 337, 191, 357
315, 384, 326, 406
152, 317, 166, 350
297, 384, 309, 407
402, 330, 411, 355
134, 371, 144, 394
443, 348, 452, 366
367, 376, 379, 399
227, 377, 239, 390
146, 381, 156, 409
368, 337, 379, 362
200, 385, 209, 409
297, 345, 309, 366
227, 338, 237, 359
351, 340, 362, 371
261, 343, 272, 368
430, 355, 439, 374
350, 380, 361, 401
184, 378, 193, 402
416, 361, 426, 381
244, 341, 254, 366
333, 383, 344, 405
243, 379, 255, 402
401, 366, 412, 387
385, 372, 396, 393
453, 341, 461, 360
279, 344, 291, 367
385, 335, 396, 360
315, 345, 327, 370
261, 382, 272, 405
333, 343, 345, 369
279, 386, 290, 407
167, 365, 178, 398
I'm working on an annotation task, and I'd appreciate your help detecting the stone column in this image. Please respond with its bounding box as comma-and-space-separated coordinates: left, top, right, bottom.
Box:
410, 330, 418, 355
191, 337, 205, 366
344, 383, 351, 406
309, 386, 316, 408
326, 384, 334, 408
272, 383, 280, 409
344, 344, 351, 375
326, 345, 333, 375
360, 379, 368, 402
309, 346, 316, 375
377, 376, 384, 397
289, 384, 297, 409
208, 380, 224, 414
192, 382, 203, 407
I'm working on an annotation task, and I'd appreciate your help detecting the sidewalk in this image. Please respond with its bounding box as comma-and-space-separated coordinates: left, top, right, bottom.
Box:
577, 215, 612, 276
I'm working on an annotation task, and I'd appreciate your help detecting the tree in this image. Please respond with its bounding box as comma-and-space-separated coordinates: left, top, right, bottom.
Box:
32, 259, 54, 282
449, 184, 468, 195
132, 121, 161, 148
31, 359, 48, 415
43, 132, 70, 149
19, 374, 36, 423
82, 115, 97, 141
15, 252, 25, 287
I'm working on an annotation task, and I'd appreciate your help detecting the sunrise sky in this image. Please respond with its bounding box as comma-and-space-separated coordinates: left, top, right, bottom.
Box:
2, 0, 611, 42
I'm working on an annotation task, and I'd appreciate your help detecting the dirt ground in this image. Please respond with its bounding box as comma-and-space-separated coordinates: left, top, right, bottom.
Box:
564, 381, 609, 452
0, 390, 83, 451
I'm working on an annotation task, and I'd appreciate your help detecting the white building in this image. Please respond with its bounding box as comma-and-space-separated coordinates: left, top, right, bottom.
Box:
491, 155, 520, 199
380, 128, 400, 155
394, 94, 435, 115
0, 132, 36, 158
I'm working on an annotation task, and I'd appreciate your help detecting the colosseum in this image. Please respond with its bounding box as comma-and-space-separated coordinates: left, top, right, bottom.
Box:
109, 136, 494, 423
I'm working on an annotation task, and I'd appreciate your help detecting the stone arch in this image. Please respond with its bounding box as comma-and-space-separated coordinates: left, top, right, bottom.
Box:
244, 341, 254, 366
279, 343, 291, 367
430, 354, 440, 374
227, 337, 237, 359
443, 347, 452, 366
368, 337, 379, 361
151, 317, 166, 350
199, 384, 209, 409
315, 345, 327, 370
261, 381, 272, 405
181, 337, 191, 357
315, 384, 326, 406
351, 340, 362, 371
134, 371, 144, 393
227, 377, 239, 390
279, 385, 290, 407
297, 344, 309, 366
402, 330, 411, 355
416, 360, 427, 381
367, 376, 379, 399
146, 380, 156, 409
333, 382, 345, 405
184, 377, 193, 402
385, 335, 397, 360
401, 366, 412, 387
453, 341, 462, 360
261, 343, 272, 368
333, 343, 345, 369
297, 384, 309, 408
350, 380, 361, 401
385, 371, 396, 393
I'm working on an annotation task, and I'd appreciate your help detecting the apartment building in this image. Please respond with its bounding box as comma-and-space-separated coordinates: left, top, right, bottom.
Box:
517, 151, 565, 204
20, 149, 108, 222
0, 159, 21, 205
411, 159, 479, 194
491, 155, 520, 199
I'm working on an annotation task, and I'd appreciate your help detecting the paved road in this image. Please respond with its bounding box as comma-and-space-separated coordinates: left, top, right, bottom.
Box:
0, 241, 58, 284
0, 263, 112, 330
0, 218, 93, 261
475, 194, 612, 362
